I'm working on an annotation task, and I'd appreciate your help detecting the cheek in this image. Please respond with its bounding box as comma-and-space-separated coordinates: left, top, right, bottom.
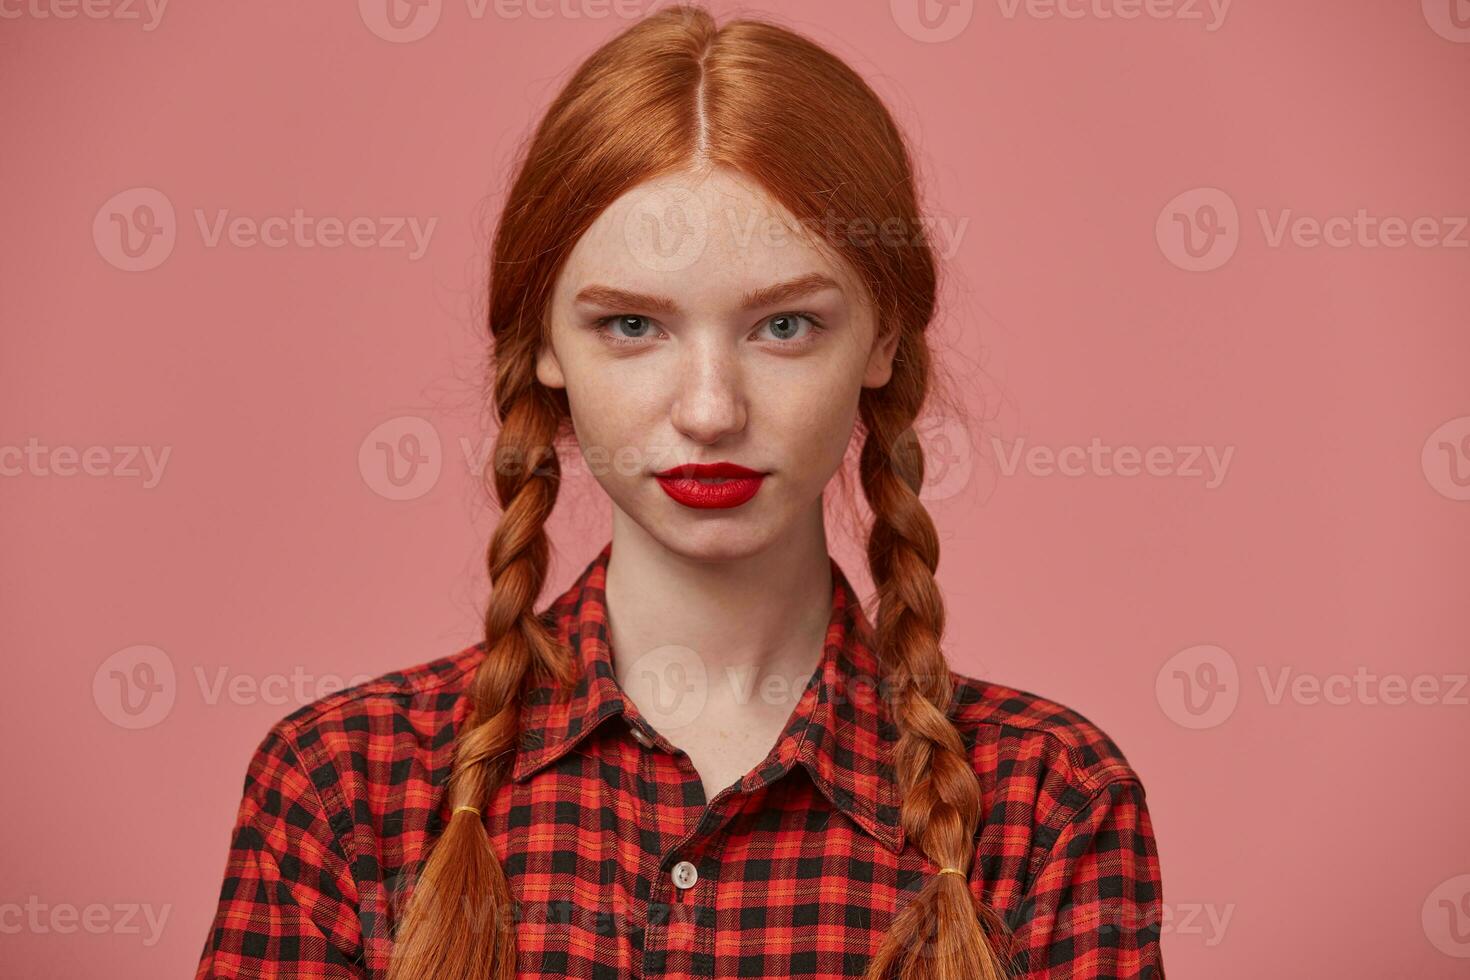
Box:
763, 377, 860, 477
564, 374, 662, 471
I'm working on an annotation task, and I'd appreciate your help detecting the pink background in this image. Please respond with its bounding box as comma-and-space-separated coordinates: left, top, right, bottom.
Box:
3, 1, 1467, 976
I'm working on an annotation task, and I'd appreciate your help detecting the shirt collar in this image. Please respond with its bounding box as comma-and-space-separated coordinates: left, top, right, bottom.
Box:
510, 540, 905, 854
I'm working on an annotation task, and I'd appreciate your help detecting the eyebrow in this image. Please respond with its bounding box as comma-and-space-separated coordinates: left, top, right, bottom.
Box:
573, 272, 843, 316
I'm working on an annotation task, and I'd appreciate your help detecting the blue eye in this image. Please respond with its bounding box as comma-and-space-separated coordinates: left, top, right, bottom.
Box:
606, 315, 655, 339
759, 312, 822, 343
590, 315, 661, 346
587, 311, 827, 349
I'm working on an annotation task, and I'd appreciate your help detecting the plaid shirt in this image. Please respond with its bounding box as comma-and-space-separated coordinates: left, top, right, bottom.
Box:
196, 541, 1164, 978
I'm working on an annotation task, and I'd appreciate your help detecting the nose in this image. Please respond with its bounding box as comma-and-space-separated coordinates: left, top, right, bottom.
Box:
668, 334, 747, 445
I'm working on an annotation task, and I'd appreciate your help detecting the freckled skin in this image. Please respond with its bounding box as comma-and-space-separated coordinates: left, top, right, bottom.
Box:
534, 164, 899, 803
535, 164, 897, 560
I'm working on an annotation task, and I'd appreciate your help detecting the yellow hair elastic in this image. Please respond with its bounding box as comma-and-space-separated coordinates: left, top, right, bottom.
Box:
453, 805, 482, 818
936, 867, 965, 878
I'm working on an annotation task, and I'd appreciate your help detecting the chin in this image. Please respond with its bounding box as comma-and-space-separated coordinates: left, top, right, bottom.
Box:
625, 507, 785, 565
655, 526, 776, 565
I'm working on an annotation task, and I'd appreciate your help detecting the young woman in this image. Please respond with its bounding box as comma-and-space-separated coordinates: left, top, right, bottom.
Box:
196, 6, 1163, 978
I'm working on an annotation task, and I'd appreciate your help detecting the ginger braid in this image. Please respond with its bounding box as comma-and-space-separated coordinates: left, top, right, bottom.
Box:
385, 340, 578, 980
857, 331, 1014, 980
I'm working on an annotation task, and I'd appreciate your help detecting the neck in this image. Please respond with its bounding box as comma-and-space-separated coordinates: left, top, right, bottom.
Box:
602, 508, 834, 729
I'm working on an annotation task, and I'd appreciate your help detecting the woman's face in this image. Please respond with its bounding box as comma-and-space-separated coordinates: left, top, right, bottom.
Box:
538, 165, 898, 559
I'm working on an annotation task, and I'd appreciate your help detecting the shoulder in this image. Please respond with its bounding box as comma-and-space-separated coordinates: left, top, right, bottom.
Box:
945, 667, 1147, 826
238, 643, 487, 818
273, 642, 482, 749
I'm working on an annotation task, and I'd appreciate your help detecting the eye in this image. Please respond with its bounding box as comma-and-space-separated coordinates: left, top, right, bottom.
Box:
591, 314, 662, 346
755, 311, 825, 347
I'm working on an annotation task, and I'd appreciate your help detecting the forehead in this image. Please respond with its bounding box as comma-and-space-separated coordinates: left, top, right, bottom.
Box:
554, 166, 863, 308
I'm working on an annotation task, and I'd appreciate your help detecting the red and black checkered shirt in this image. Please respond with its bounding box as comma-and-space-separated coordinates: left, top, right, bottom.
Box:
196, 541, 1164, 978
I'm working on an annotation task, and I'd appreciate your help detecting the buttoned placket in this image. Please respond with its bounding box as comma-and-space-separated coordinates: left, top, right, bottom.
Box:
624, 715, 706, 977
623, 704, 811, 978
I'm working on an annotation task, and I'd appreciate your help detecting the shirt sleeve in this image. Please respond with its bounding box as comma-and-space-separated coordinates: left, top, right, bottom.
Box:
1009, 777, 1165, 979
195, 725, 365, 979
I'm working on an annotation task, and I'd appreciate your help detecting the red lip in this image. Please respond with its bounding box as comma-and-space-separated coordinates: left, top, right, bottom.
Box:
655, 462, 764, 479
654, 462, 767, 509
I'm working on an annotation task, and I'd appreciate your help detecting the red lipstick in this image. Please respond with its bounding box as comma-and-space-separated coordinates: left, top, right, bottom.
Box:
654, 462, 767, 509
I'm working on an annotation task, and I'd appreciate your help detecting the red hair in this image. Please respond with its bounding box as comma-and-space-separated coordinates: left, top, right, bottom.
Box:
387, 6, 1011, 978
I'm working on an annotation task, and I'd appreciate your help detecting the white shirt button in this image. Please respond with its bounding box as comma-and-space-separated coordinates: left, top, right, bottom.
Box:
671, 860, 699, 890
630, 726, 655, 748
